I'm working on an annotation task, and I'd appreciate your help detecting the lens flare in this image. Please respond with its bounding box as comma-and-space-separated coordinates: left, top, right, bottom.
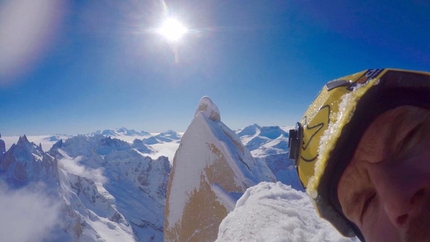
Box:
0, 0, 64, 85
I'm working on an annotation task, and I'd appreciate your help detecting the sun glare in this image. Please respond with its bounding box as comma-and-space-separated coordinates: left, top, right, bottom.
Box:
157, 17, 188, 42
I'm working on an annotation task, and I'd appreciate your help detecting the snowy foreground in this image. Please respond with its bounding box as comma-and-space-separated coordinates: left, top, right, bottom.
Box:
217, 182, 357, 242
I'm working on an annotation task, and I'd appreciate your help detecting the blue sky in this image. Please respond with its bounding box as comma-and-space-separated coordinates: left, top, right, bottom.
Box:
1, 0, 429, 135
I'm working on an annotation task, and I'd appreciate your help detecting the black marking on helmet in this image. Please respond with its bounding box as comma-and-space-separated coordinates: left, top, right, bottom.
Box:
301, 105, 330, 162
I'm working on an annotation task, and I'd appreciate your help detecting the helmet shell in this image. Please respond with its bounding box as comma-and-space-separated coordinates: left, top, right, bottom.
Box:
290, 68, 430, 238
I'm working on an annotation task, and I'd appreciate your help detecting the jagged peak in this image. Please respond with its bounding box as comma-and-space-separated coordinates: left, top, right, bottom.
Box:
237, 123, 261, 137
18, 135, 29, 144
250, 123, 261, 129
194, 96, 221, 122
51, 139, 63, 151
0, 136, 5, 154
259, 126, 288, 139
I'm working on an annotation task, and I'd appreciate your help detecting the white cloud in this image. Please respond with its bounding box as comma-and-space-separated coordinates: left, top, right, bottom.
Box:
58, 151, 107, 184
0, 182, 61, 242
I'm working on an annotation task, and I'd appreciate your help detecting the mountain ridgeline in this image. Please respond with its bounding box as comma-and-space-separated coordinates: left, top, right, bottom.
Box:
0, 97, 299, 242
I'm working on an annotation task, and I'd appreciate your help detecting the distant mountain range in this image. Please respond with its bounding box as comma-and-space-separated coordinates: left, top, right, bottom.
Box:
236, 123, 290, 156
92, 127, 151, 137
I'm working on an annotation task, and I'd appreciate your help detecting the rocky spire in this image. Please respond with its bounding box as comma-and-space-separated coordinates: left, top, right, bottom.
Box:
0, 133, 5, 154
164, 96, 275, 241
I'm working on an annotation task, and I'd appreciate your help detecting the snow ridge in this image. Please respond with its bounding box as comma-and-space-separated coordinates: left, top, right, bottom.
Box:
217, 182, 358, 242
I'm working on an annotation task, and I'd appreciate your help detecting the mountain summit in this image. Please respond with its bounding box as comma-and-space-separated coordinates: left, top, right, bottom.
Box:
164, 96, 275, 241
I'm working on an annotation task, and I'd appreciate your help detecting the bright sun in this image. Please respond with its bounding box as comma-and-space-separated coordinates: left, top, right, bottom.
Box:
157, 17, 188, 42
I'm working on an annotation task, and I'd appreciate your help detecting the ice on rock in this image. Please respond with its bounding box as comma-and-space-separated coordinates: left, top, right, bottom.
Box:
194, 96, 221, 122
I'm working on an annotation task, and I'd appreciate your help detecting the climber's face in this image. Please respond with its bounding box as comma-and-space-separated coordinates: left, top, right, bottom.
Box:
337, 105, 430, 242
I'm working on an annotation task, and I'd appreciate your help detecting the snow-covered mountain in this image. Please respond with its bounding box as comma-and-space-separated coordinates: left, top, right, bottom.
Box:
0, 136, 73, 241
0, 135, 58, 185
236, 123, 290, 157
52, 134, 170, 241
2, 128, 183, 164
164, 97, 275, 241
90, 128, 183, 163
0, 134, 171, 241
235, 124, 302, 190
152, 130, 181, 143
2, 134, 72, 152
90, 128, 182, 146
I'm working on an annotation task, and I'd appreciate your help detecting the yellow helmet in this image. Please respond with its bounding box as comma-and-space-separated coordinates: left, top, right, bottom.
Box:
288, 68, 430, 239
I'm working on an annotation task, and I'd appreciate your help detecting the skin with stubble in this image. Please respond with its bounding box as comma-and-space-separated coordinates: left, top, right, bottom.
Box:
337, 105, 430, 242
